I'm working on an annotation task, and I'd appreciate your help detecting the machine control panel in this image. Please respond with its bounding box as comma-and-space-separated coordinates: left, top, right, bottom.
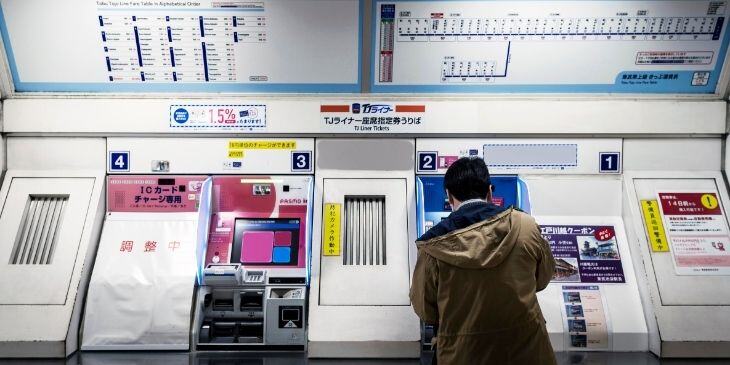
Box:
196, 175, 312, 350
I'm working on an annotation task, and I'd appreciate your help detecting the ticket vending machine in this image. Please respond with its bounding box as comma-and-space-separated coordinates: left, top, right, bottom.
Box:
308, 139, 421, 358
94, 137, 315, 351
622, 138, 730, 357
193, 175, 313, 349
415, 171, 532, 349
81, 175, 209, 350
416, 138, 649, 354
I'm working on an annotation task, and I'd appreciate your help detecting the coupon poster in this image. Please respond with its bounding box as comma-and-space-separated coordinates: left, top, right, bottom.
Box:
541, 225, 625, 283
561, 285, 611, 351
658, 192, 730, 275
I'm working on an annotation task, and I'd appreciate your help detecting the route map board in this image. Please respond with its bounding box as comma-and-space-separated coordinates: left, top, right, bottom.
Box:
0, 0, 361, 92
372, 0, 730, 94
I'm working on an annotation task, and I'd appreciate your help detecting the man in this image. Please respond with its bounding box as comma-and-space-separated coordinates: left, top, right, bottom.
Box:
410, 157, 556, 364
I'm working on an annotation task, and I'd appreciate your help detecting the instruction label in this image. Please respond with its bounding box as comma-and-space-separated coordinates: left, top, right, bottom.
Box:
542, 225, 626, 283
323, 203, 342, 256
658, 192, 730, 275
561, 285, 611, 351
228, 140, 296, 150
641, 200, 670, 252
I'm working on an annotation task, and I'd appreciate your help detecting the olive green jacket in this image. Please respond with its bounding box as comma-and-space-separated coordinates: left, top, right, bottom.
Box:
411, 208, 557, 365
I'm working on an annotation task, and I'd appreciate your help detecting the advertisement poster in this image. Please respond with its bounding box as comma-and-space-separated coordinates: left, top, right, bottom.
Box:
169, 105, 267, 132
561, 285, 611, 351
657, 192, 730, 275
541, 225, 625, 283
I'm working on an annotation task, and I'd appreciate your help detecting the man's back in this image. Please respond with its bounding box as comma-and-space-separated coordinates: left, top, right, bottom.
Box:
411, 203, 557, 364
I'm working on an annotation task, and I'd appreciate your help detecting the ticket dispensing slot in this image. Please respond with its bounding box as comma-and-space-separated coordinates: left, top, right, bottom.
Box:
343, 196, 386, 266
194, 176, 312, 350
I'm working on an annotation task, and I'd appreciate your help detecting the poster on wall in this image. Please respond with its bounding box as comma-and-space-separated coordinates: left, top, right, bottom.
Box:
657, 191, 730, 275
541, 225, 626, 283
560, 285, 611, 351
372, 0, 730, 94
0, 0, 361, 92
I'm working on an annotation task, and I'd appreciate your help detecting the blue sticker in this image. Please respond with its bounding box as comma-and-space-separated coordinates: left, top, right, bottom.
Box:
599, 152, 621, 173
110, 151, 130, 172
173, 108, 189, 124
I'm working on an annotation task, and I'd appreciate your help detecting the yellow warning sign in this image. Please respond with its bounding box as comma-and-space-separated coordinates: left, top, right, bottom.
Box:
228, 140, 297, 150
701, 193, 719, 209
322, 203, 341, 256
641, 200, 669, 252
228, 150, 244, 159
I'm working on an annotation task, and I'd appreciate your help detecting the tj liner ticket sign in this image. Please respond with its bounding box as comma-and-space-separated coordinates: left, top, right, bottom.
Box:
658, 191, 730, 275
542, 225, 626, 283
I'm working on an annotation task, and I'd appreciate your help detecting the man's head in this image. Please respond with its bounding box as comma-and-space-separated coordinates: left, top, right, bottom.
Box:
444, 157, 492, 209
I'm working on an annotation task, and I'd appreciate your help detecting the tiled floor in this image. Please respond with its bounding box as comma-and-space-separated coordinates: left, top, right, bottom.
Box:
1, 351, 730, 365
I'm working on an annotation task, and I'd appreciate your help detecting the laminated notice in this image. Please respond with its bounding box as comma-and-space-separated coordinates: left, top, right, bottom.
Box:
658, 191, 730, 275
561, 285, 611, 351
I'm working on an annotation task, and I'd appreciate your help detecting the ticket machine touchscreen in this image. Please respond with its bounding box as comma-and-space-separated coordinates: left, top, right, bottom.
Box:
233, 218, 301, 266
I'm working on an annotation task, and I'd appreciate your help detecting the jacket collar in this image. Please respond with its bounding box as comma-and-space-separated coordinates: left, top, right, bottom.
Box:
456, 199, 488, 211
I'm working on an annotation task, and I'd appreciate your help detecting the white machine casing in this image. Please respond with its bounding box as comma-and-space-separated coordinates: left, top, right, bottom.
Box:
622, 138, 730, 357
308, 138, 421, 358
0, 137, 105, 358
81, 175, 210, 350
416, 138, 649, 353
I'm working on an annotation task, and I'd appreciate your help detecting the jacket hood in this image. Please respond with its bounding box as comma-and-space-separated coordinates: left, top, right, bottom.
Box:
417, 208, 520, 269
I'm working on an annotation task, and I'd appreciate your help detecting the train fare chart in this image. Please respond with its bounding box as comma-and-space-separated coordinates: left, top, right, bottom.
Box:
96, 0, 359, 89
373, 1, 730, 93
0, 0, 360, 92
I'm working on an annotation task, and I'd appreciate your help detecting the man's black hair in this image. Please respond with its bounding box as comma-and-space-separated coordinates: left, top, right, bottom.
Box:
444, 157, 492, 201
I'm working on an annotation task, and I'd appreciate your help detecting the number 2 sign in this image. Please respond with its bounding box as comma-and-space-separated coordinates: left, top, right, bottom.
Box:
418, 151, 437, 172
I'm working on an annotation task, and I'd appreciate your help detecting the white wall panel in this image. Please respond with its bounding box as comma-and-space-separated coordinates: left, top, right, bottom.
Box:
2, 99, 725, 135
7, 137, 105, 171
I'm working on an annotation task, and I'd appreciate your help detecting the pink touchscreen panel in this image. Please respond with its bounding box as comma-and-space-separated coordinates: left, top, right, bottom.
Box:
241, 231, 274, 263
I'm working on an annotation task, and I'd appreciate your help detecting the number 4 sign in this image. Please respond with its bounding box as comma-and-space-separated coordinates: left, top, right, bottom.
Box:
109, 151, 130, 172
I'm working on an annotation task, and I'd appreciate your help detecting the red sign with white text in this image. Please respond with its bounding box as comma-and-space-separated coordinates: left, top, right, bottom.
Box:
658, 193, 722, 215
